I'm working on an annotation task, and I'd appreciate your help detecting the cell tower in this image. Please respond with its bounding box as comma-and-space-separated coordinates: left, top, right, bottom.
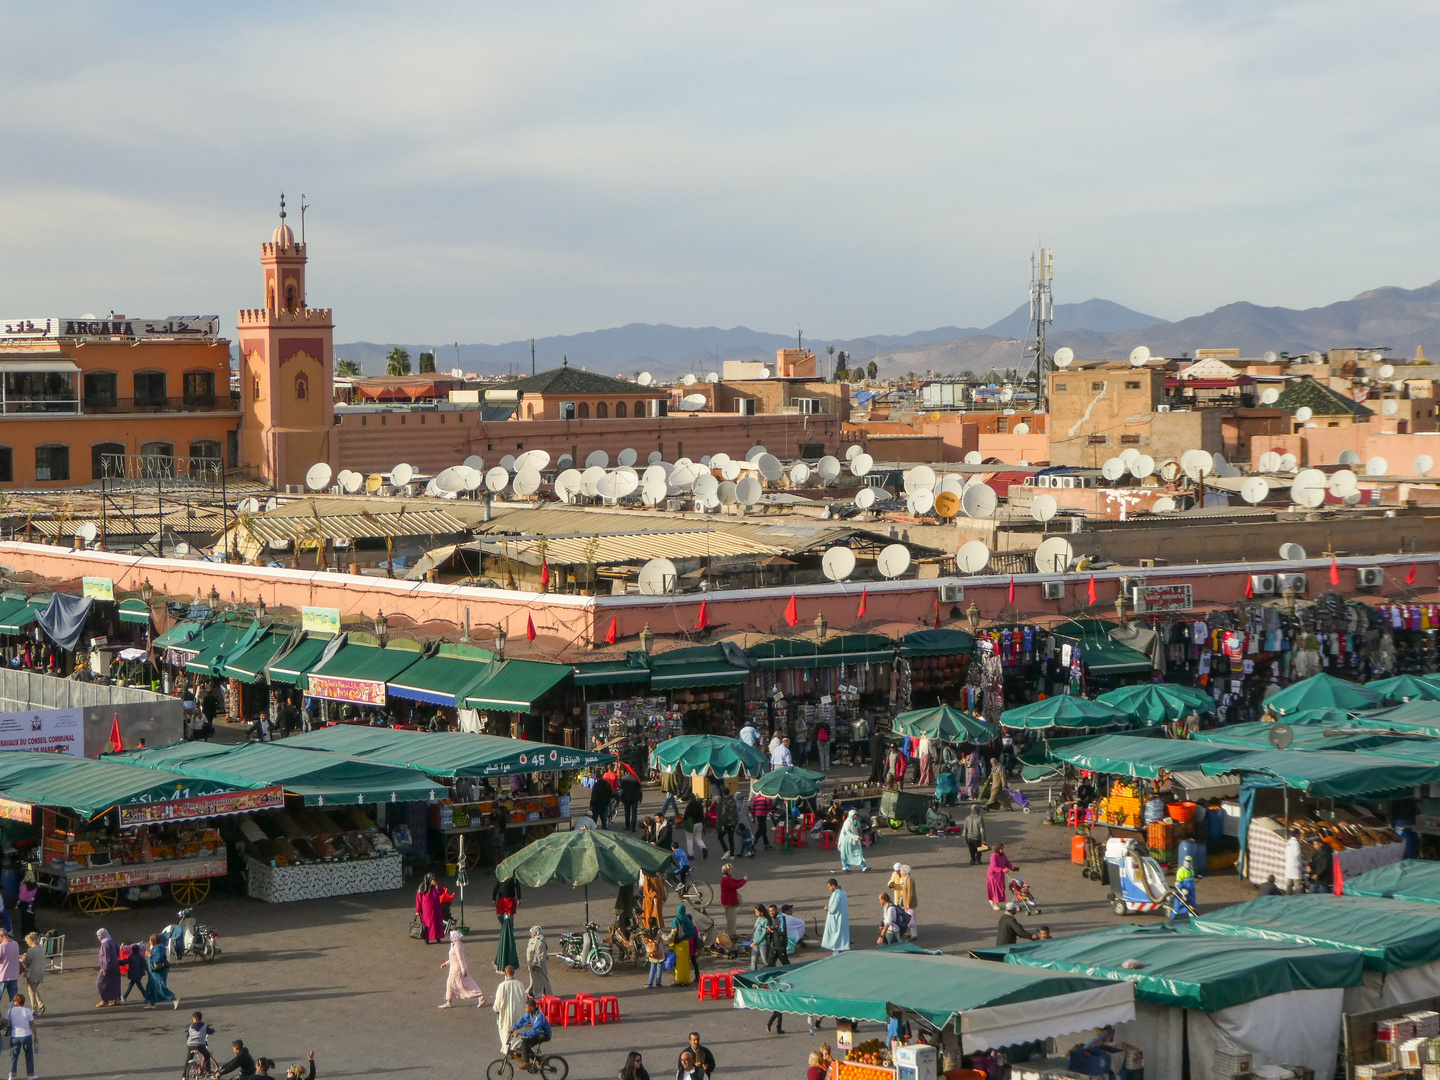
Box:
1026, 248, 1054, 411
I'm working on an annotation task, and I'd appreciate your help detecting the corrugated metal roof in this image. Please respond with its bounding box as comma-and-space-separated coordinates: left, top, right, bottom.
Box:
474, 530, 786, 566
235, 509, 472, 544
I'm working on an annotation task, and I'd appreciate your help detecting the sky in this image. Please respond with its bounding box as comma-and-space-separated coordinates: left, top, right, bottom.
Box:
3, 1, 1439, 344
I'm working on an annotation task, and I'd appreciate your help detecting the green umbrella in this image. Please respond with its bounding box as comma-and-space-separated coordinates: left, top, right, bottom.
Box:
1001, 695, 1131, 731
1096, 683, 1216, 726
1369, 674, 1440, 703
650, 734, 767, 777
495, 825, 676, 922
494, 916, 518, 974
1263, 673, 1383, 715
890, 705, 996, 743
751, 765, 825, 800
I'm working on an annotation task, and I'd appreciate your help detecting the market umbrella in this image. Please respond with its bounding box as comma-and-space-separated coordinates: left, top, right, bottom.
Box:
1262, 672, 1384, 715
1095, 683, 1216, 726
1273, 707, 1353, 726
751, 765, 824, 800
1000, 695, 1131, 731
890, 705, 996, 743
650, 734, 767, 778
494, 825, 675, 922
494, 916, 518, 974
1368, 674, 1440, 704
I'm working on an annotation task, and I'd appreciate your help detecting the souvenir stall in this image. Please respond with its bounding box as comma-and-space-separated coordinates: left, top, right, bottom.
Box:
460, 658, 575, 741
897, 629, 974, 708
0, 593, 63, 675
380, 643, 500, 731
1374, 600, 1440, 675
647, 645, 750, 738
961, 622, 1060, 715
302, 635, 424, 723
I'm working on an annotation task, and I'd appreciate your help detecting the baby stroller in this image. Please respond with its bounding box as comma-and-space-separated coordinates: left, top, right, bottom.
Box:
1008, 875, 1042, 916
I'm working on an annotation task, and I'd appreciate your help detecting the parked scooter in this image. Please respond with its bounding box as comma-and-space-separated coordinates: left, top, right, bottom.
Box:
558, 922, 614, 975
162, 907, 220, 962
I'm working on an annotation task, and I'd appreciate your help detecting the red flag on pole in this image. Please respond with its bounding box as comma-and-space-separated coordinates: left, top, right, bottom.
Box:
1087, 574, 1097, 606
933, 596, 941, 629
526, 614, 537, 642
1408, 563, 1419, 586
539, 559, 550, 590
108, 713, 123, 755
856, 588, 867, 619
694, 601, 711, 630
783, 594, 798, 627
1329, 558, 1340, 586
1008, 576, 1015, 605
1245, 575, 1254, 599
604, 617, 617, 645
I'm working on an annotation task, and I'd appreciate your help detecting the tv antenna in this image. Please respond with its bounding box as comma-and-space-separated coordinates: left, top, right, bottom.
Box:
300, 194, 309, 245
1026, 247, 1054, 412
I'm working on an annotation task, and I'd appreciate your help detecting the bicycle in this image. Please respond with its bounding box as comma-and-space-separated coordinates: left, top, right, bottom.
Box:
184, 1049, 221, 1080
662, 870, 713, 909
486, 1034, 568, 1080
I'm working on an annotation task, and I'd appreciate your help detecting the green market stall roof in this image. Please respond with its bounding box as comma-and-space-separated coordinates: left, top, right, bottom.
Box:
746, 634, 893, 669
572, 653, 651, 688
151, 620, 202, 649
115, 741, 444, 806
461, 659, 572, 713
267, 633, 334, 686
1263, 672, 1384, 715
1188, 721, 1400, 754
221, 630, 291, 683
1350, 700, 1440, 734
1366, 674, 1440, 703
1187, 894, 1440, 972
117, 598, 152, 625
733, 943, 1135, 1051
306, 641, 423, 705
890, 705, 995, 743
647, 645, 750, 688
1001, 695, 1132, 731
1095, 683, 1216, 725
898, 628, 975, 657
1046, 733, 1250, 780
283, 725, 613, 778
385, 644, 499, 708
1342, 861, 1440, 903
183, 621, 263, 676
0, 596, 46, 635
1198, 749, 1440, 798
974, 922, 1363, 1012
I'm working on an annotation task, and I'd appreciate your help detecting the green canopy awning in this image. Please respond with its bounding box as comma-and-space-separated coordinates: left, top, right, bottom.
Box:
0, 750, 265, 821
1342, 861, 1440, 903
152, 620, 203, 649
1189, 721, 1400, 753
898, 628, 975, 657
1349, 699, 1440, 734
183, 621, 262, 676
283, 725, 614, 777
818, 633, 895, 665
733, 944, 1135, 1050
461, 659, 573, 713
1368, 674, 1440, 703
890, 705, 995, 743
651, 734, 767, 778
572, 654, 651, 688
1264, 673, 1384, 715
117, 598, 152, 625
0, 598, 44, 635
647, 645, 750, 688
386, 646, 499, 708
222, 630, 290, 683
1096, 683, 1216, 725
1047, 733, 1250, 780
267, 633, 333, 686
1002, 696, 1132, 731
1199, 748, 1440, 798
116, 741, 445, 805
1186, 894, 1440, 972
975, 922, 1363, 1012
748, 638, 837, 669
306, 642, 422, 704
1072, 639, 1154, 675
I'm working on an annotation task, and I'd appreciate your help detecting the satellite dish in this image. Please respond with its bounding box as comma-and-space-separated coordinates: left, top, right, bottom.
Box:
682, 373, 697, 386
961, 484, 997, 518
1380, 364, 1396, 378
1277, 453, 1297, 473
910, 489, 935, 515
963, 451, 982, 465
717, 480, 738, 505
306, 463, 333, 491
850, 454, 874, 478
1291, 468, 1326, 498
1366, 456, 1389, 476
391, 463, 414, 487
1102, 458, 1127, 482
1383, 399, 1399, 416
464, 454, 485, 471
1240, 477, 1269, 504
1256, 451, 1282, 473
1328, 470, 1358, 497
1295, 406, 1313, 424
1119, 448, 1140, 465
746, 446, 768, 461
499, 455, 517, 471
436, 466, 467, 492
1263, 351, 1278, 364
756, 454, 783, 482
758, 367, 772, 379
736, 477, 761, 506
705, 372, 719, 384
845, 444, 863, 461
637, 557, 677, 595
679, 394, 706, 411
1151, 496, 1177, 514
1014, 422, 1031, 435
1031, 494, 1058, 522
1416, 455, 1435, 476
485, 467, 510, 492
343, 471, 364, 494
642, 479, 667, 505
938, 474, 965, 498
1054, 347, 1074, 369
1034, 536, 1074, 574
554, 454, 574, 471
1268, 723, 1294, 751
585, 450, 609, 469
1159, 460, 1181, 483
817, 456, 841, 483
553, 470, 579, 502
1129, 346, 1151, 367
1130, 454, 1155, 479
175, 542, 190, 556
365, 474, 383, 494
513, 468, 542, 496
517, 449, 551, 471
608, 447, 635, 468
693, 473, 719, 500
265, 497, 278, 512
76, 522, 98, 542
424, 479, 440, 498
642, 463, 668, 485
670, 463, 703, 490
822, 547, 856, 582
710, 452, 731, 470
1279, 542, 1307, 561
721, 459, 742, 481
905, 465, 936, 493
581, 466, 606, 496
1293, 486, 1324, 509
637, 372, 653, 387
594, 472, 622, 500
934, 490, 961, 518
876, 544, 911, 579
648, 451, 663, 464
854, 487, 877, 510
1260, 387, 1280, 405
789, 462, 811, 486
956, 540, 991, 574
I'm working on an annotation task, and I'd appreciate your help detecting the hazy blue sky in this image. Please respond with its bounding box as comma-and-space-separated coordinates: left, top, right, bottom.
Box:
2, 2, 1437, 343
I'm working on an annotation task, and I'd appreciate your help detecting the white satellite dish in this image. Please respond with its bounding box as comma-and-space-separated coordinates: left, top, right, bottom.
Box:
817, 456, 841, 483
616, 447, 638, 467
642, 479, 667, 506
1383, 399, 1399, 416
553, 470, 579, 502
1257, 451, 1282, 473
1380, 364, 1396, 378
963, 451, 982, 465
637, 557, 677, 595
1295, 406, 1313, 424
670, 463, 702, 489
1328, 470, 1358, 497
1054, 347, 1074, 369
956, 540, 991, 574
1279, 542, 1307, 561
1291, 484, 1325, 509
721, 459, 742, 481
517, 449, 551, 472
756, 454, 783, 482
554, 454, 574, 471
1260, 387, 1280, 405
1034, 536, 1074, 574
905, 465, 936, 493
464, 454, 485, 471
876, 544, 911, 579
76, 521, 98, 542
648, 451, 663, 465
682, 373, 697, 386
789, 462, 811, 486
499, 455, 517, 471
910, 489, 935, 515
1416, 455, 1435, 476
938, 474, 964, 497
1337, 449, 1361, 466
581, 465, 606, 496
1129, 346, 1152, 367
845, 444, 863, 461
305, 462, 333, 491
424, 479, 440, 498
854, 487, 877, 510
1129, 454, 1156, 479
436, 466, 467, 492
1102, 458, 1127, 482
1277, 453, 1298, 473
485, 467, 509, 493
710, 452, 731, 470
343, 471, 364, 494
821, 547, 856, 582
736, 477, 761, 506
175, 542, 190, 556
595, 472, 622, 501
693, 473, 719, 500
717, 480, 738, 505
679, 394, 706, 411
705, 372, 719, 384
391, 463, 413, 487
513, 468, 542, 496
758, 367, 772, 379
746, 446, 768, 461
850, 454, 874, 478
585, 450, 609, 469
1151, 496, 1177, 514
1119, 448, 1140, 465
1014, 422, 1031, 435
637, 372, 653, 387
642, 463, 668, 486
1366, 456, 1389, 476
1240, 477, 1269, 504
961, 484, 997, 518
1264, 351, 1278, 364
1031, 494, 1058, 522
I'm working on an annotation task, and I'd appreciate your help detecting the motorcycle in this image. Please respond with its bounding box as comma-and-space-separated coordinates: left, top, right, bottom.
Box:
558, 922, 613, 975
163, 907, 220, 963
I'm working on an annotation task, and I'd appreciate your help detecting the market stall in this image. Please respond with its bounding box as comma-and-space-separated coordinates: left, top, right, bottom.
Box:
303, 637, 424, 719
460, 658, 574, 740
897, 629, 974, 707
1094, 682, 1216, 727
1344, 860, 1440, 902
1263, 672, 1386, 716
646, 644, 750, 737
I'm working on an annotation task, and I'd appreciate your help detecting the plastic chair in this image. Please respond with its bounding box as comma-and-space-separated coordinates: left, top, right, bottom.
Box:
596, 995, 621, 1023
698, 973, 727, 1001
774, 823, 786, 845
818, 830, 836, 850
792, 827, 809, 847
563, 997, 584, 1026
538, 995, 564, 1025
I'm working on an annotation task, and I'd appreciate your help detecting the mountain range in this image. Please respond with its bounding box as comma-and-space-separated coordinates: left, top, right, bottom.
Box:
336, 279, 1440, 379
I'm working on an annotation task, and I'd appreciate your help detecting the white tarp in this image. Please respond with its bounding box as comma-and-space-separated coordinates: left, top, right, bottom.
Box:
961, 982, 1135, 1052
1343, 958, 1440, 1014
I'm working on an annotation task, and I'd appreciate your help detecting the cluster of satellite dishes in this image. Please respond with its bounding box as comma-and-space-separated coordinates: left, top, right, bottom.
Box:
634, 537, 912, 598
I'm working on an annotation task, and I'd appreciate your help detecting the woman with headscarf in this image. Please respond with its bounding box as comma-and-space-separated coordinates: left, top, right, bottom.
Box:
524, 926, 552, 999
917, 736, 934, 787
95, 928, 121, 1007
143, 932, 177, 1009
641, 871, 667, 929
986, 843, 1018, 910
963, 751, 980, 800
837, 810, 868, 873
887, 864, 919, 940
670, 904, 696, 986
438, 929, 485, 1007
415, 873, 444, 945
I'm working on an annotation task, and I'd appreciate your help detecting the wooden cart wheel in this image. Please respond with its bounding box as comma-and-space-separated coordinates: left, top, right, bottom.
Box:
526, 823, 557, 840
76, 889, 118, 916
445, 834, 483, 871
172, 879, 211, 906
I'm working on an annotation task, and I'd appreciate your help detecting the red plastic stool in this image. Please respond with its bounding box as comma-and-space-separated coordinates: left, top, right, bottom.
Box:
792, 827, 809, 847
538, 995, 564, 1025
774, 823, 786, 844
697, 973, 725, 1001
818, 830, 836, 850
563, 997, 585, 1026
596, 995, 621, 1023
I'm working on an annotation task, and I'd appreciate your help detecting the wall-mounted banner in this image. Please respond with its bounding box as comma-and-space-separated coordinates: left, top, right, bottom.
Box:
82, 577, 114, 601
1132, 583, 1193, 614
117, 786, 285, 828
306, 674, 386, 707
0, 708, 83, 756
301, 606, 341, 634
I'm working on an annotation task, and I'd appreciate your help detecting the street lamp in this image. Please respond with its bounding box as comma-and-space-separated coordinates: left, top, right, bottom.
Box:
1282, 582, 1297, 614
373, 610, 387, 639
965, 600, 982, 635
1114, 589, 1128, 623
493, 626, 507, 660
814, 610, 828, 641
141, 579, 153, 605
639, 623, 654, 654
256, 595, 266, 620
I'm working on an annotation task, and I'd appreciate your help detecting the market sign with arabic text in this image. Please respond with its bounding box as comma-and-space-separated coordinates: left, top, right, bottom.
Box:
117, 785, 285, 828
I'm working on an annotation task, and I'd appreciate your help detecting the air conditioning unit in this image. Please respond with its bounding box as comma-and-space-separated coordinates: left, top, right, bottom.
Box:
285, 484, 303, 494
1041, 581, 1065, 600
560, 401, 577, 420
1357, 567, 1384, 588
795, 397, 822, 415
1278, 572, 1307, 595
1059, 476, 1076, 489
1157, 405, 1171, 413
736, 398, 756, 416
649, 399, 669, 417
1249, 574, 1276, 596
938, 583, 962, 603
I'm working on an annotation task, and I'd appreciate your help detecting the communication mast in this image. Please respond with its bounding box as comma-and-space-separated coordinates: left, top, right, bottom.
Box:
1026, 248, 1054, 411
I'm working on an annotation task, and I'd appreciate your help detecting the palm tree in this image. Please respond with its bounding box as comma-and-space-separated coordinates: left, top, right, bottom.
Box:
385, 348, 411, 376
867, 360, 879, 381
418, 351, 436, 374
336, 359, 361, 379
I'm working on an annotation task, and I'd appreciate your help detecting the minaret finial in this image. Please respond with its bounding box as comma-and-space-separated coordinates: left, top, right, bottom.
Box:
279, 192, 287, 221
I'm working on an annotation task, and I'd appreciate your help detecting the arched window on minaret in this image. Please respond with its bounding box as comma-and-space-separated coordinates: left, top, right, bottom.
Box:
285, 284, 297, 313
266, 284, 275, 310
295, 375, 308, 400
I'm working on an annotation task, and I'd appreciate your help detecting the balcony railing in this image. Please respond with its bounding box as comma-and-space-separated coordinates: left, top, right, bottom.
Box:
80, 394, 242, 415
0, 397, 81, 415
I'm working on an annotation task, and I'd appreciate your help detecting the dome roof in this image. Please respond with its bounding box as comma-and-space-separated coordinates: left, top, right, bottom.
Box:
272, 221, 295, 247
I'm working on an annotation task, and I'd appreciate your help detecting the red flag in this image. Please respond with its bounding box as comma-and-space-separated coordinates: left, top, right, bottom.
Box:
604, 617, 617, 645
539, 559, 550, 590
526, 614, 537, 642
1408, 563, 1419, 586
1007, 576, 1015, 605
108, 713, 123, 755
933, 596, 941, 629
1087, 574, 1097, 606
694, 601, 711, 630
783, 594, 798, 627
1245, 575, 1254, 599
1329, 558, 1340, 586
856, 588, 867, 619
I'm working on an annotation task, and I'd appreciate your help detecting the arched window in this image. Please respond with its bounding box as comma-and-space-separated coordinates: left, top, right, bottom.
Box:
252, 376, 262, 401
285, 284, 297, 312
577, 402, 590, 419
295, 375, 308, 400
635, 401, 646, 417
615, 402, 626, 418
188, 440, 222, 480
526, 404, 535, 419
133, 370, 167, 408
140, 441, 174, 480
596, 402, 607, 418
91, 442, 126, 481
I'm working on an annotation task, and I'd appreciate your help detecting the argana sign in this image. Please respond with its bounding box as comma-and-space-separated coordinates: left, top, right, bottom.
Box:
0, 316, 221, 341
0, 708, 83, 757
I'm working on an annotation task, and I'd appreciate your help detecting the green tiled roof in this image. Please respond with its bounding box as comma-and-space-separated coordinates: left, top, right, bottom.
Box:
496, 365, 635, 396
1274, 377, 1373, 418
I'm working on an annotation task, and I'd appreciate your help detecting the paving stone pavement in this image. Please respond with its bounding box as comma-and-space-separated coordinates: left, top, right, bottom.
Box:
37, 770, 1258, 1080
